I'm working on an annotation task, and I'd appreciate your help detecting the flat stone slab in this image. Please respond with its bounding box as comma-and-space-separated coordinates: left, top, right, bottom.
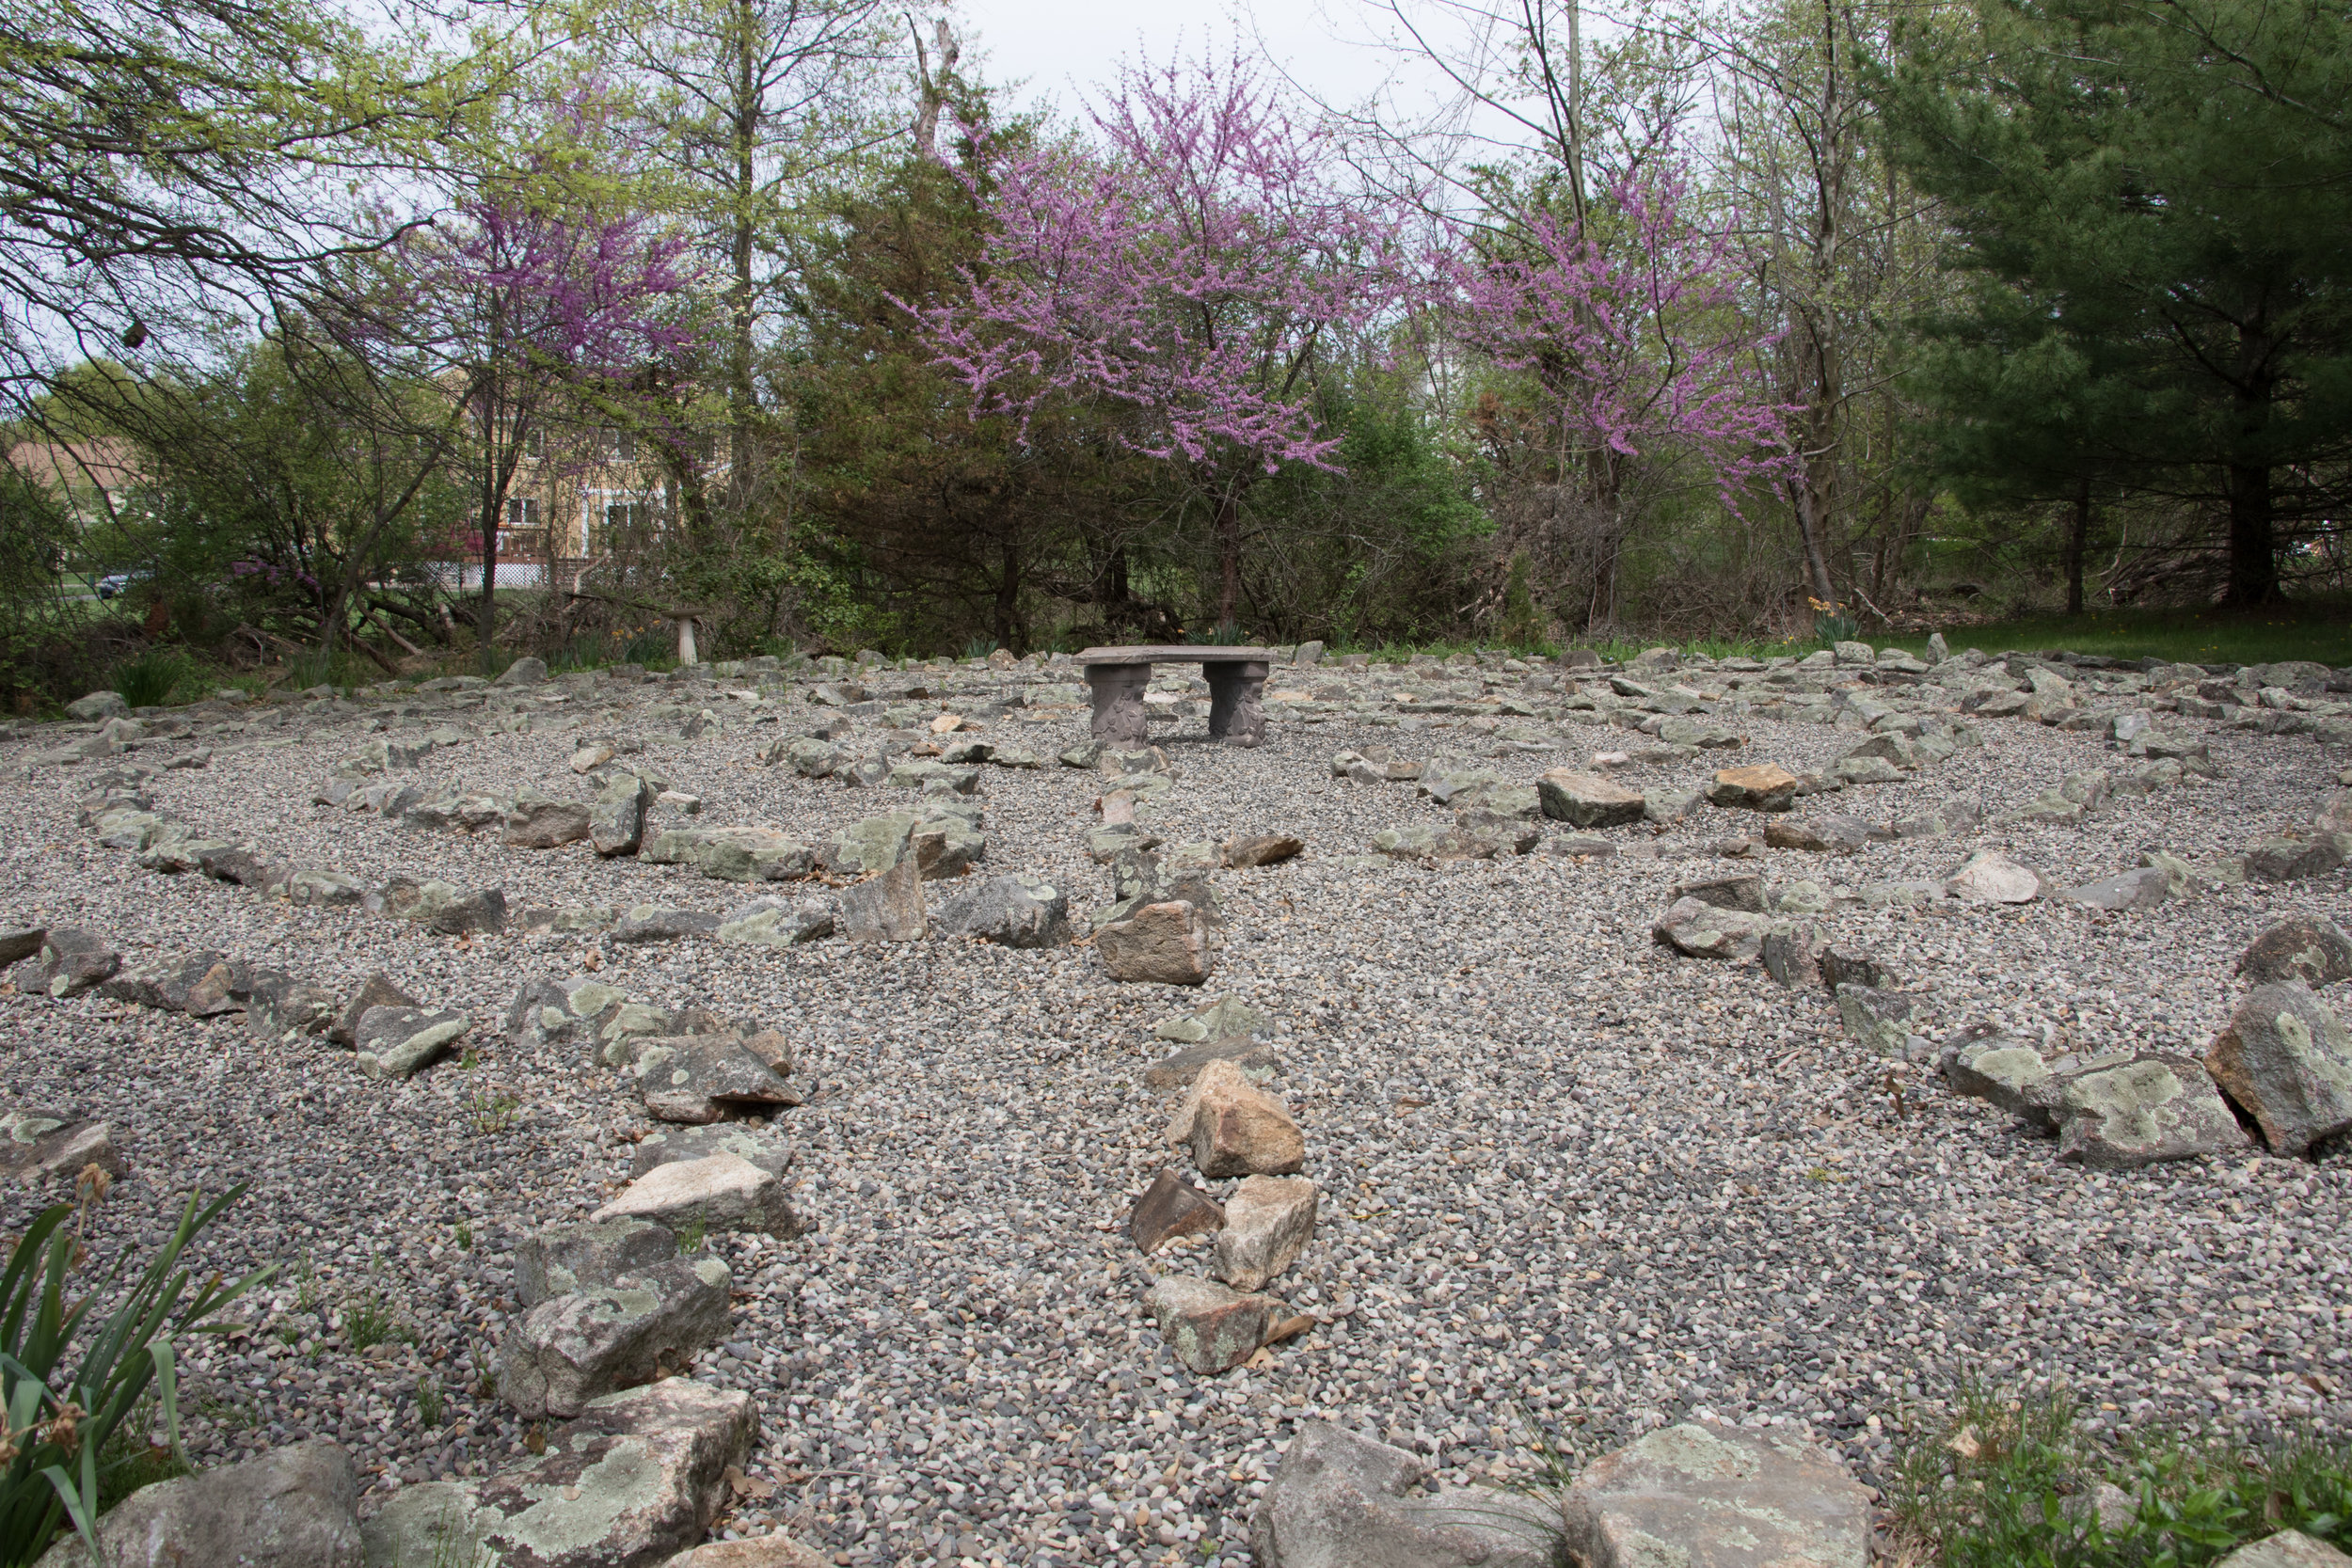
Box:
1559, 1420, 1872, 1568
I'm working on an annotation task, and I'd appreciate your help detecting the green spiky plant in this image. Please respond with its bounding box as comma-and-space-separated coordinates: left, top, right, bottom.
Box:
0, 1180, 269, 1565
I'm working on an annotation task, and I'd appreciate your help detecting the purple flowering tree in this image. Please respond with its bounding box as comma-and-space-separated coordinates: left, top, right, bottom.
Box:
1446, 158, 1792, 623
396, 182, 695, 659
914, 56, 1406, 629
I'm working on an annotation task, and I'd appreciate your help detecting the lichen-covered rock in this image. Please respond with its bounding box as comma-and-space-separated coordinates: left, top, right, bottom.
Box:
498, 1258, 732, 1418
2049, 1053, 2250, 1169
1143, 1275, 1283, 1376
715, 895, 836, 948
933, 874, 1071, 948
1652, 896, 1773, 961
516, 1218, 679, 1307
33, 926, 119, 998
1836, 984, 1915, 1056
2205, 983, 2352, 1157
353, 1006, 469, 1080
358, 1380, 756, 1568
631, 1036, 800, 1124
1945, 1036, 2055, 1126
1558, 1421, 1871, 1568
2239, 916, 2352, 989
630, 1123, 793, 1180
1248, 1421, 1552, 1568
36, 1437, 362, 1568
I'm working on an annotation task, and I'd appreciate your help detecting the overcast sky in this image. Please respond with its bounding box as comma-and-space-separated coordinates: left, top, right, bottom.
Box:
947, 0, 1406, 119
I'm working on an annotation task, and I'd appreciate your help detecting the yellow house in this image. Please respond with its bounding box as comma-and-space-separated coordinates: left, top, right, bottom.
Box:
447, 423, 710, 590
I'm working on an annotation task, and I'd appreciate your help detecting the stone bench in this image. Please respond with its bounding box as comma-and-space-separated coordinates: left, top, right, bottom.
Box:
1078, 645, 1276, 748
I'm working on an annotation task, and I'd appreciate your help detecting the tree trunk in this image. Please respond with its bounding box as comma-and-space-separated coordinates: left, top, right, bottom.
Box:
993, 528, 1020, 653
1788, 476, 1838, 610
2223, 460, 2280, 604
1216, 486, 1242, 629
727, 0, 760, 534
2064, 476, 2090, 615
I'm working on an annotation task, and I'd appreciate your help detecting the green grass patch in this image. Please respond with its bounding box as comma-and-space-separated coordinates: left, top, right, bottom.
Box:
1877, 601, 2352, 669
1895, 1384, 2352, 1567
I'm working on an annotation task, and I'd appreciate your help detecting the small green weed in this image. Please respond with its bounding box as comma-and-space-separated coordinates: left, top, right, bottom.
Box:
464, 1083, 520, 1136
960, 633, 999, 661
414, 1376, 445, 1430
453, 1222, 473, 1252
293, 1252, 324, 1315
675, 1217, 708, 1253
342, 1288, 409, 1353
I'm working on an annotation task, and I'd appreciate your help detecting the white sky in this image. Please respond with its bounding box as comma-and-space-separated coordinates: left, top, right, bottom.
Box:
948, 0, 1406, 120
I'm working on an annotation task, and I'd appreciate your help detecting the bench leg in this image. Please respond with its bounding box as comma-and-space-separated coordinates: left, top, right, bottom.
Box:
1204, 666, 1266, 747
1087, 666, 1152, 746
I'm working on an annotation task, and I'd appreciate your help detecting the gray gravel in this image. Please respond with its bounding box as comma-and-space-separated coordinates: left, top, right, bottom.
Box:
4, 650, 2352, 1568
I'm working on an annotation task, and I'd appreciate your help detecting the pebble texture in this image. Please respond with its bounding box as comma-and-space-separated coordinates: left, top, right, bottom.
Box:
7, 645, 2352, 1565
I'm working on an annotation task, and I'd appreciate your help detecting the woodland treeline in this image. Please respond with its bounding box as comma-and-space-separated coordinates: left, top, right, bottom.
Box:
2, 0, 2348, 685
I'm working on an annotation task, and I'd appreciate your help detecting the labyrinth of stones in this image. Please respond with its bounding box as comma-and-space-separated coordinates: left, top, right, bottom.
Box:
5, 637, 2352, 1567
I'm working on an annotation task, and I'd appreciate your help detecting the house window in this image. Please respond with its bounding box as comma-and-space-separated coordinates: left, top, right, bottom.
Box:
603, 428, 637, 463
602, 499, 654, 534
521, 426, 544, 459
505, 497, 540, 531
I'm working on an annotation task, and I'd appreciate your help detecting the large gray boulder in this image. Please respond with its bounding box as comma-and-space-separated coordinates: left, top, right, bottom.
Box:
837, 858, 925, 942
2239, 916, 2352, 989
516, 1217, 678, 1307
591, 772, 657, 857
502, 792, 592, 849
715, 895, 835, 947
1536, 768, 1645, 828
2205, 983, 2352, 1156
65, 690, 129, 721
359, 1380, 756, 1568
96, 950, 240, 1015
36, 1437, 361, 1567
1559, 1422, 1870, 1568
2049, 1053, 2251, 1169
1248, 1421, 1551, 1568
353, 1006, 469, 1080
933, 873, 1071, 948
33, 927, 119, 998
1945, 1035, 2055, 1126
632, 1036, 800, 1124
2059, 867, 2172, 911
1651, 897, 1772, 961
630, 1123, 793, 1180
498, 1257, 733, 1418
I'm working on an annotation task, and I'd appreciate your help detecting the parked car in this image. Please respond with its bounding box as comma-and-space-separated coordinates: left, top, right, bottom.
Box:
95, 572, 131, 600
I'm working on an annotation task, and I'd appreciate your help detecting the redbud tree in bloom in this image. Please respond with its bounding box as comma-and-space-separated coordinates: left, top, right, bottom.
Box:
1445, 154, 1791, 622
393, 131, 696, 657
914, 56, 1407, 630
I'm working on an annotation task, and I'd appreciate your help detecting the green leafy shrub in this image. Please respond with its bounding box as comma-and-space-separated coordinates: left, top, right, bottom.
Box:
108, 649, 187, 709
0, 1182, 268, 1566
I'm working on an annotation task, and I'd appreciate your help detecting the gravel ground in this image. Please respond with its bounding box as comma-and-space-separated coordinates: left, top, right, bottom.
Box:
4, 650, 2351, 1568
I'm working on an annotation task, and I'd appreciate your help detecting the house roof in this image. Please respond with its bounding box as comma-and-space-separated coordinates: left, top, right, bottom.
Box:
8, 437, 144, 493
